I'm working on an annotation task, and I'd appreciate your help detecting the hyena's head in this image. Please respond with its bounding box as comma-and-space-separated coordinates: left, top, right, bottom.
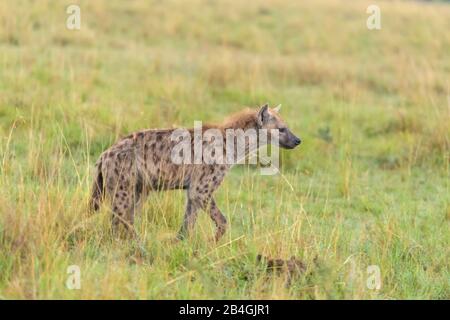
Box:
256, 104, 301, 149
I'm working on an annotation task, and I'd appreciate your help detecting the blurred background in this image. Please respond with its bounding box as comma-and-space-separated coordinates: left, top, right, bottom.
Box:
0, 0, 448, 299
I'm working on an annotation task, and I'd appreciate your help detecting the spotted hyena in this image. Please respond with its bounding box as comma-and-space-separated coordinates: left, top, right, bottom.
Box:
89, 104, 301, 241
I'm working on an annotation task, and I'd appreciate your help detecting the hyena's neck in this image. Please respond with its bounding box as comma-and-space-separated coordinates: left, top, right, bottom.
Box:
219, 108, 259, 132
213, 109, 266, 161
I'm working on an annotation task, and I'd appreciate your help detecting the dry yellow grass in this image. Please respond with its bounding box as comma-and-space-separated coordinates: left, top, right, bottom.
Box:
0, 0, 449, 299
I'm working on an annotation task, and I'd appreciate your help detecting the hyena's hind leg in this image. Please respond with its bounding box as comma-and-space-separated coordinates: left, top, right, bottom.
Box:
103, 160, 141, 236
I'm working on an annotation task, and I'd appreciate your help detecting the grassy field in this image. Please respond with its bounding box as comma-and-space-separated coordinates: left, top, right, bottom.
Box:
0, 0, 449, 299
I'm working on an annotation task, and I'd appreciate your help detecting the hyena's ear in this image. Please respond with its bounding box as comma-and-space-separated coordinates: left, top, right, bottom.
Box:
257, 103, 270, 127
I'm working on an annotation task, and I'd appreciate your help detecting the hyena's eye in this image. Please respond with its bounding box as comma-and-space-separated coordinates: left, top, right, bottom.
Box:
279, 127, 287, 133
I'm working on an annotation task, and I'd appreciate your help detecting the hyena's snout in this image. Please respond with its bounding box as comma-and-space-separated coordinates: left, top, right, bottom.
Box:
291, 133, 301, 147
279, 128, 301, 149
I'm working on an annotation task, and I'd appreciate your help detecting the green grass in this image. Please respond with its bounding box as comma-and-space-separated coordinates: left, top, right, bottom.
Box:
0, 0, 449, 299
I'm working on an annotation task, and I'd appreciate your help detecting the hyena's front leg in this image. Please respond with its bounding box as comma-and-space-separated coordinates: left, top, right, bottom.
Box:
177, 166, 228, 241
208, 198, 227, 241
177, 195, 227, 241
177, 197, 202, 240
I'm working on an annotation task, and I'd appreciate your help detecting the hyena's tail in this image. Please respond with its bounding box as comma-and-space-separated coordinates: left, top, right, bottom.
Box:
89, 159, 104, 212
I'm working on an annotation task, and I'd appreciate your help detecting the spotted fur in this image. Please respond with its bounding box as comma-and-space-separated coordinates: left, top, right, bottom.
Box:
89, 104, 301, 240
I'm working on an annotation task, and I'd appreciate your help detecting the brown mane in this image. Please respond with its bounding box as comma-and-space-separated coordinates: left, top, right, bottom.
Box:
216, 108, 259, 130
